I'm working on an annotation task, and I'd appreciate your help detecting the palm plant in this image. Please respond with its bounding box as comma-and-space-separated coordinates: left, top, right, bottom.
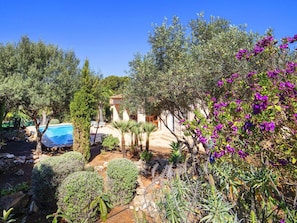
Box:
128, 120, 143, 155
142, 122, 157, 151
112, 120, 129, 157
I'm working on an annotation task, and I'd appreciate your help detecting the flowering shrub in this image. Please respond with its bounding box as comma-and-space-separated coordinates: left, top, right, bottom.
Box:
185, 34, 297, 166
182, 34, 297, 222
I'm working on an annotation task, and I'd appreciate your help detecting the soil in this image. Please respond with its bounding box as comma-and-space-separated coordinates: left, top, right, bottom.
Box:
0, 139, 171, 223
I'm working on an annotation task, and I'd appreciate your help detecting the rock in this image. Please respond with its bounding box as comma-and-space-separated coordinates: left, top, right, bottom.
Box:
6, 154, 15, 159
94, 165, 104, 172
0, 191, 30, 214
103, 161, 108, 168
136, 188, 146, 195
28, 200, 39, 214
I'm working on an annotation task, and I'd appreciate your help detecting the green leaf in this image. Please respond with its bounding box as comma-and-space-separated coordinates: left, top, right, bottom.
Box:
99, 198, 108, 222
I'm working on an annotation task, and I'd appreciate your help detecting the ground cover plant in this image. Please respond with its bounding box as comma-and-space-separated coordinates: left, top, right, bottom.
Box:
178, 34, 297, 222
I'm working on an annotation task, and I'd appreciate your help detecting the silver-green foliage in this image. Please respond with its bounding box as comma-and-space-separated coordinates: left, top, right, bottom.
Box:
57, 171, 104, 223
31, 151, 85, 208
106, 158, 139, 205
200, 186, 235, 223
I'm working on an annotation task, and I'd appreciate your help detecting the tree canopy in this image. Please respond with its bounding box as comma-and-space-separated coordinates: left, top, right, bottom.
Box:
0, 36, 80, 153
124, 14, 258, 123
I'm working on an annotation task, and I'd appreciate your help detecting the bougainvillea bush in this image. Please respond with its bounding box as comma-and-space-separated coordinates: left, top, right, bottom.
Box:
182, 34, 297, 222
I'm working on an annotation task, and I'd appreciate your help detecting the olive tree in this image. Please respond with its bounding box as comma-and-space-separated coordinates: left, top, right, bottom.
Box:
0, 36, 80, 154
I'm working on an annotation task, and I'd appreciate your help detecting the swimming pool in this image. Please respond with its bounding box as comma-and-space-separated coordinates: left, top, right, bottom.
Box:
39, 124, 73, 148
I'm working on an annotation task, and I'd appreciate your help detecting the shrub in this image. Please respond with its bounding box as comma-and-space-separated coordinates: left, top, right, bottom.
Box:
101, 134, 119, 151
140, 150, 153, 162
57, 171, 104, 223
31, 151, 85, 209
106, 158, 139, 205
49, 119, 60, 124
168, 141, 185, 165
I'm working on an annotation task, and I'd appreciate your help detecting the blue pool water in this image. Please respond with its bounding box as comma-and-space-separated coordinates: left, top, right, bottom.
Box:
39, 124, 73, 148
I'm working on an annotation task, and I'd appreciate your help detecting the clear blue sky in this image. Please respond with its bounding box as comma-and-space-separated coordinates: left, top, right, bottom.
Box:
1, 0, 296, 77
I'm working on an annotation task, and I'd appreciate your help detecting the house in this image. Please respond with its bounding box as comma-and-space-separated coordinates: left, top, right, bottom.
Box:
109, 94, 198, 136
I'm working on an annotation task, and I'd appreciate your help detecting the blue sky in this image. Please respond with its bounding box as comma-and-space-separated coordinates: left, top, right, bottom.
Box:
1, 0, 296, 77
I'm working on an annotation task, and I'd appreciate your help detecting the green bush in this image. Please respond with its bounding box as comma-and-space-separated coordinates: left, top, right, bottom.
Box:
106, 158, 139, 205
168, 141, 185, 165
101, 134, 119, 151
31, 151, 85, 209
49, 118, 60, 124
57, 171, 104, 223
140, 150, 153, 162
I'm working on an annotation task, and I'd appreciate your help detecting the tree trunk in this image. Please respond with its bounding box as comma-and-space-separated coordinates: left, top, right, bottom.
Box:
41, 110, 47, 125
145, 138, 149, 152
121, 134, 126, 157
99, 103, 104, 123
34, 115, 51, 155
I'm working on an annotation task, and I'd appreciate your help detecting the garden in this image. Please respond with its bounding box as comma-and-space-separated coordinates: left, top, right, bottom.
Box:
0, 15, 297, 223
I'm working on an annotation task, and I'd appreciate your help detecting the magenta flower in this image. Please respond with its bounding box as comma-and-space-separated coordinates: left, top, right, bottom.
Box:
267, 69, 280, 79
285, 62, 297, 73
247, 71, 257, 78
280, 43, 289, 49
226, 144, 235, 154
253, 45, 264, 55
260, 121, 275, 132
238, 150, 248, 159
235, 49, 249, 60
215, 124, 223, 131
217, 79, 224, 87
179, 119, 185, 124
199, 136, 208, 144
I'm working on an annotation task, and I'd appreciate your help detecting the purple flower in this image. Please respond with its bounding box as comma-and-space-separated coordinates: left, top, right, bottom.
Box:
236, 49, 249, 60
279, 81, 296, 90
243, 121, 254, 131
278, 159, 288, 166
267, 69, 280, 79
286, 62, 297, 73
232, 73, 239, 78
211, 97, 217, 102
215, 124, 223, 132
217, 79, 224, 87
253, 45, 264, 55
226, 144, 235, 154
247, 71, 257, 78
280, 43, 289, 49
245, 114, 252, 119
231, 125, 238, 133
226, 78, 233, 83
238, 150, 248, 159
194, 128, 201, 136
253, 93, 268, 114
199, 136, 208, 144
285, 81, 295, 89
179, 119, 185, 124
279, 219, 285, 223
214, 150, 225, 158
260, 121, 275, 132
